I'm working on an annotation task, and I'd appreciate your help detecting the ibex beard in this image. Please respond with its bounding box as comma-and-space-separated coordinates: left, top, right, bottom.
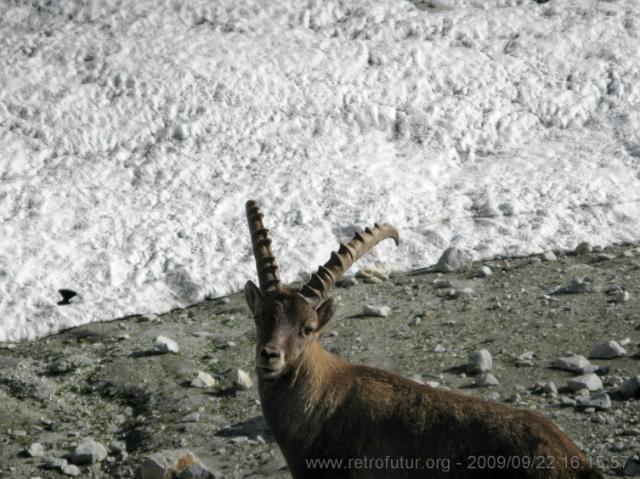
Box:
243, 200, 602, 479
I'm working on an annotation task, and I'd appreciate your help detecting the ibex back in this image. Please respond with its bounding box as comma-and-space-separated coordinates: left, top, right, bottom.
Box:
243, 200, 602, 479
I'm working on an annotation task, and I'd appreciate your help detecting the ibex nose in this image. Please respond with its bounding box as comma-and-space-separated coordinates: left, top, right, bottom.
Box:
260, 345, 283, 362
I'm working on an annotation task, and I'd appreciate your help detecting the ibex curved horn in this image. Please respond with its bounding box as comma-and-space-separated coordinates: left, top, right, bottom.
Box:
299, 223, 399, 304
246, 200, 282, 292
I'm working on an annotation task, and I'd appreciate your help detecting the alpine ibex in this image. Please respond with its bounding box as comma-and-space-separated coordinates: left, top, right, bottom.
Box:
243, 200, 602, 479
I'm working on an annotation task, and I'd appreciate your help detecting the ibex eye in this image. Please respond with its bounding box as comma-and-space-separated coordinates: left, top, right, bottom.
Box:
301, 326, 314, 337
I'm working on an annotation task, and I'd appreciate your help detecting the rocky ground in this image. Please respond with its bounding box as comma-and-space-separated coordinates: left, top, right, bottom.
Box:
1, 242, 640, 478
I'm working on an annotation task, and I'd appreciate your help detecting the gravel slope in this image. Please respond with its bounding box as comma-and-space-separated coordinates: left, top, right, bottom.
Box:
1, 243, 640, 477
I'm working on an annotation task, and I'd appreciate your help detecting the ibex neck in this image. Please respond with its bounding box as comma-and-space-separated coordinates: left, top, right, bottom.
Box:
258, 342, 347, 453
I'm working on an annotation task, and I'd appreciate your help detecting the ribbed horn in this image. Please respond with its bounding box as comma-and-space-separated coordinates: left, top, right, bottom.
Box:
299, 223, 399, 304
246, 200, 282, 292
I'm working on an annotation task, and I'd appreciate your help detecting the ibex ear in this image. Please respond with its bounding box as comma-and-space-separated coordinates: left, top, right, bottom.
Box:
244, 281, 262, 317
316, 297, 338, 331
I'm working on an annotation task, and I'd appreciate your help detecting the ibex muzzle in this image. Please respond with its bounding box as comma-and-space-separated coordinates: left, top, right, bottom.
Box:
243, 200, 602, 479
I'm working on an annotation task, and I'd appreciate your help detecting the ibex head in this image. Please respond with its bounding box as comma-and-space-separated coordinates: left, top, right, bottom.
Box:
244, 200, 399, 382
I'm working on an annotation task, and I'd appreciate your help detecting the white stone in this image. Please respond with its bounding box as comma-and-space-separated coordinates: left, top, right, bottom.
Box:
475, 373, 499, 387
435, 247, 473, 273
190, 371, 217, 388
567, 373, 603, 392
61, 464, 81, 476
467, 349, 492, 374
71, 439, 107, 465
553, 354, 593, 373
578, 392, 611, 411
230, 369, 253, 390
154, 335, 180, 353
589, 340, 626, 359
541, 251, 557, 261
26, 443, 45, 457
362, 305, 390, 317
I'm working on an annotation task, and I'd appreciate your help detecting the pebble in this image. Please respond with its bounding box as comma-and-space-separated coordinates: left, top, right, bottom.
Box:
559, 396, 577, 407
408, 317, 422, 326
516, 351, 535, 367
336, 277, 358, 288
574, 241, 593, 255
356, 263, 392, 281
435, 247, 473, 273
190, 371, 217, 388
71, 438, 108, 465
230, 369, 253, 390
154, 336, 180, 354
109, 440, 126, 454
42, 457, 68, 470
553, 354, 594, 374
61, 464, 81, 477
578, 392, 611, 411
551, 277, 598, 295
362, 305, 390, 317
567, 373, 603, 392
619, 376, 640, 399
472, 265, 492, 278
485, 391, 500, 401
455, 287, 475, 298
589, 340, 627, 359
433, 344, 446, 353
541, 251, 557, 262
181, 412, 200, 423
26, 443, 45, 458
475, 373, 499, 387
140, 449, 199, 479
610, 290, 631, 304
505, 393, 521, 404
466, 349, 493, 374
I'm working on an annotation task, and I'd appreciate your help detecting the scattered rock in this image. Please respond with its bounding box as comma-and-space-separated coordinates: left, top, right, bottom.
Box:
190, 371, 217, 388
181, 412, 200, 423
619, 376, 640, 399
553, 354, 594, 374
516, 351, 535, 367
475, 373, 499, 387
435, 247, 473, 273
109, 440, 127, 454
559, 396, 577, 407
26, 443, 45, 458
362, 305, 390, 317
42, 457, 68, 470
574, 241, 593, 255
467, 349, 492, 374
589, 340, 626, 359
577, 392, 611, 411
433, 344, 446, 353
610, 290, 631, 304
356, 263, 392, 281
177, 462, 219, 479
455, 287, 475, 298
140, 449, 199, 479
567, 373, 603, 392
71, 439, 108, 465
61, 464, 81, 476
541, 251, 557, 262
336, 277, 358, 288
551, 277, 598, 295
230, 369, 253, 390
472, 265, 492, 278
154, 335, 180, 354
